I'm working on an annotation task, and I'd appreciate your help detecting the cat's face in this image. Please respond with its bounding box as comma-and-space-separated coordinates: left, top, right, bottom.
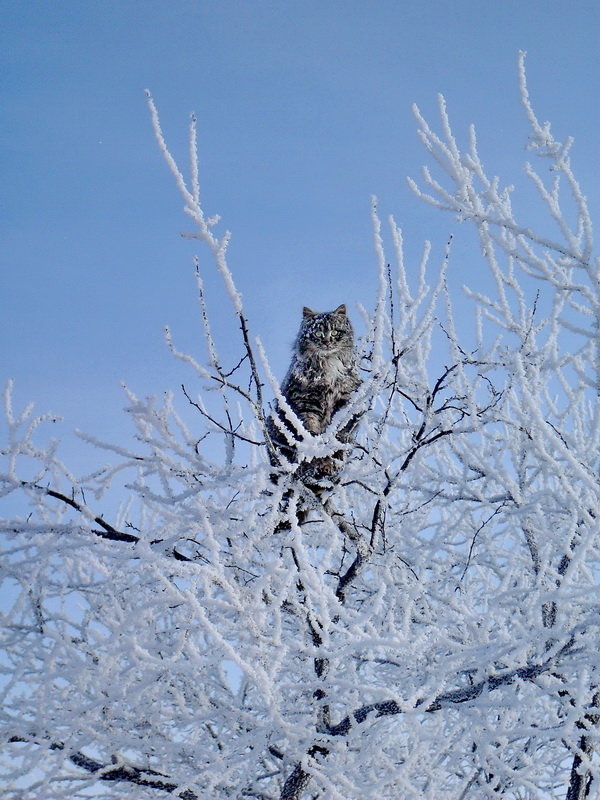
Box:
296, 304, 355, 355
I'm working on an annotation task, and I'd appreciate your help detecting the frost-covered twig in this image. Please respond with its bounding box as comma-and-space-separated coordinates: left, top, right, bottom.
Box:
2, 62, 600, 800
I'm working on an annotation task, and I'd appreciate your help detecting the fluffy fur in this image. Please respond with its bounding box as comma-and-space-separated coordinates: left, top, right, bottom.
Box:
268, 304, 361, 476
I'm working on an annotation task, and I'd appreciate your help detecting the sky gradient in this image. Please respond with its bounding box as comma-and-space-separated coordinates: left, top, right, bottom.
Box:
2, 0, 599, 473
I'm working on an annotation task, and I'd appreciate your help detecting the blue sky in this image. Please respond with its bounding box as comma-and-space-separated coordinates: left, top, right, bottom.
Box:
2, 0, 599, 472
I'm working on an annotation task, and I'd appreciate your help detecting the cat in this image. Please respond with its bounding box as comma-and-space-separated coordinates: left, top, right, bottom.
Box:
268, 304, 362, 482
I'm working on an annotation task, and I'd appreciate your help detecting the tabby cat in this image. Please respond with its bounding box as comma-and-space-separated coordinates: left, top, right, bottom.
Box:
268, 304, 362, 479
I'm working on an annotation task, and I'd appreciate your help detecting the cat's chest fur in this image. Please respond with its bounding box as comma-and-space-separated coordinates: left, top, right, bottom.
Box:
288, 351, 353, 391
272, 304, 361, 438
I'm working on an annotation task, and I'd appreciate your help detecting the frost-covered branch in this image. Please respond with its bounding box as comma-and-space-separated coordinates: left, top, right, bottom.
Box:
2, 60, 599, 800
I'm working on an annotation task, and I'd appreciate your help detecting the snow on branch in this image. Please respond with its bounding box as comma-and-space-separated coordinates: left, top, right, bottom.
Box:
1, 59, 599, 800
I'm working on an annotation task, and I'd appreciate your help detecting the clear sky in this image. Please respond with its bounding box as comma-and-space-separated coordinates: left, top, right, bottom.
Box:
2, 0, 599, 472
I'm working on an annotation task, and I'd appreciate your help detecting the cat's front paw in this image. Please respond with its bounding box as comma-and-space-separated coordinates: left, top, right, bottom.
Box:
302, 455, 339, 479
303, 414, 322, 435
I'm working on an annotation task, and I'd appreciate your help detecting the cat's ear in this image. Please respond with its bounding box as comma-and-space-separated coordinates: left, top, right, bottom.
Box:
334, 304, 347, 315
303, 307, 316, 317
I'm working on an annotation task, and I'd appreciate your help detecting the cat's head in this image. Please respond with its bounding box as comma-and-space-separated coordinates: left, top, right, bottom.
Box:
296, 304, 355, 354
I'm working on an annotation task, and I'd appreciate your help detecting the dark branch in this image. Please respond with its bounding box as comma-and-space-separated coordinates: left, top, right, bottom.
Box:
23, 482, 196, 562
326, 644, 574, 737
27, 484, 138, 542
181, 383, 262, 446
9, 737, 198, 800
565, 689, 600, 800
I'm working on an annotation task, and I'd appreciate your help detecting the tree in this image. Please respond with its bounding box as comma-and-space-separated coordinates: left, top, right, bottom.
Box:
1, 53, 599, 799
